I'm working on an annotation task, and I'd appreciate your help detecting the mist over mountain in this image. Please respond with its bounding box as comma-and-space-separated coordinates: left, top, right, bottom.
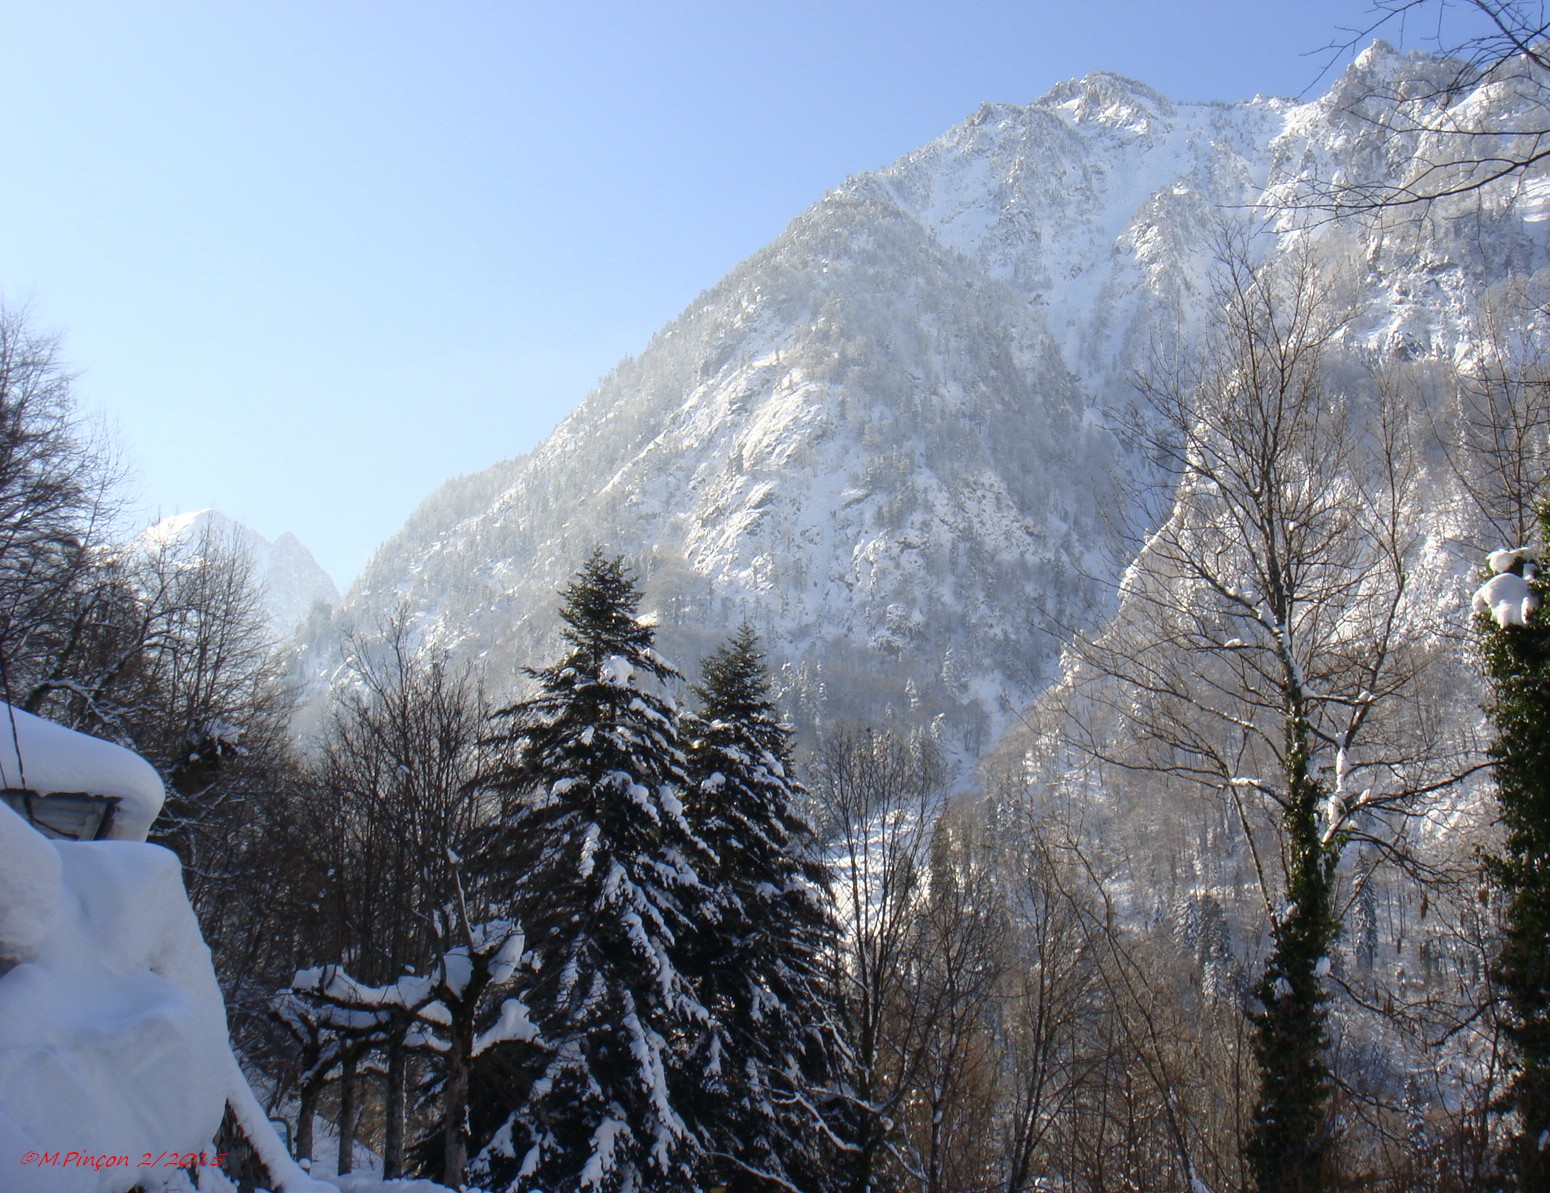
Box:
298, 43, 1550, 767
145, 508, 340, 640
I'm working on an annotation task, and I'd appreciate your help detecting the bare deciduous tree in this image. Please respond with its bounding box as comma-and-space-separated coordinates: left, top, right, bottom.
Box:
812, 726, 945, 1193
1447, 277, 1550, 549
257, 613, 507, 1180
1069, 243, 1460, 1191
0, 305, 126, 724
304, 612, 500, 1183
897, 801, 1008, 1193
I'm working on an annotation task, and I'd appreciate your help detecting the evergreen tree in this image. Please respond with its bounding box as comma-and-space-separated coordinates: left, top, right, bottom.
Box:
1242, 748, 1339, 1193
683, 625, 847, 1192
1475, 508, 1550, 1191
471, 551, 709, 1192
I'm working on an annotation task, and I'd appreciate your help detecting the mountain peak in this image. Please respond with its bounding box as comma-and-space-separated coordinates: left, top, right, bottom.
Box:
141, 510, 339, 639
1352, 37, 1401, 71
1037, 71, 1175, 132
1320, 37, 1464, 110
142, 507, 227, 544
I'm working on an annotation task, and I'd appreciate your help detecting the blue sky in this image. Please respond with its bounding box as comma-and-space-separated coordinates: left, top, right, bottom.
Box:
1, 1, 1488, 588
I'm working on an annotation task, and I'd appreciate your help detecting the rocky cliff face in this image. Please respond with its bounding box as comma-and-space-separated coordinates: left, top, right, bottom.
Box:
301, 43, 1550, 768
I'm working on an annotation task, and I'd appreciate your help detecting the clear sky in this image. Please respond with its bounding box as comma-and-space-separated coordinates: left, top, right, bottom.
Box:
0, 1, 1490, 589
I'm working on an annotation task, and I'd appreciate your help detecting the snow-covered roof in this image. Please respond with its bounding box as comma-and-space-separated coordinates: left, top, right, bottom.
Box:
0, 704, 165, 842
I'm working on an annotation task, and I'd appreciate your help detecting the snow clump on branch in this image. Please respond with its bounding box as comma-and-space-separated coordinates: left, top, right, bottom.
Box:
1474, 547, 1542, 628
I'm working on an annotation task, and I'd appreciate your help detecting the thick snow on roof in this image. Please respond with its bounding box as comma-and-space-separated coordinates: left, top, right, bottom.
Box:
0, 703, 165, 841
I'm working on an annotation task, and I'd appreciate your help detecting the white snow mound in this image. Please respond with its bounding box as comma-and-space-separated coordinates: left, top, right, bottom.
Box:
1474, 570, 1541, 628
1488, 546, 1536, 574
599, 655, 634, 688
0, 838, 229, 1192
0, 803, 61, 961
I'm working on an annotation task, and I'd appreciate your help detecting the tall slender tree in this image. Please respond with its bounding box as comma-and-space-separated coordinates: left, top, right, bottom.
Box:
1072, 243, 1448, 1192
472, 550, 709, 1192
683, 624, 847, 1191
1475, 506, 1550, 1190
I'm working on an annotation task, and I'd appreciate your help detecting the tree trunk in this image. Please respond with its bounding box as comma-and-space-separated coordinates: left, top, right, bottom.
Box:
1245, 724, 1337, 1193
443, 1023, 471, 1187
384, 1040, 406, 1179
337, 1052, 359, 1176
296, 1080, 318, 1166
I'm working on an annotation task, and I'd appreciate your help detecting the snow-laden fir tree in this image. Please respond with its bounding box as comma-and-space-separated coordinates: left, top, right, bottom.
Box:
470, 551, 709, 1192
1474, 515, 1550, 1191
681, 625, 848, 1192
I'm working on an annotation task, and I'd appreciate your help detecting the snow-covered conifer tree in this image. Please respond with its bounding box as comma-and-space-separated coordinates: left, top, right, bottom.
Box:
471, 551, 708, 1192
683, 625, 847, 1191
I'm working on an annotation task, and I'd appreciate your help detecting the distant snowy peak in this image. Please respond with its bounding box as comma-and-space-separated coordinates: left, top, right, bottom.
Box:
142, 509, 339, 639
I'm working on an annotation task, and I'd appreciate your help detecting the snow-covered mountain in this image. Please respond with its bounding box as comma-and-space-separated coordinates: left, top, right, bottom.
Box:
144, 510, 339, 641
302, 43, 1550, 762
